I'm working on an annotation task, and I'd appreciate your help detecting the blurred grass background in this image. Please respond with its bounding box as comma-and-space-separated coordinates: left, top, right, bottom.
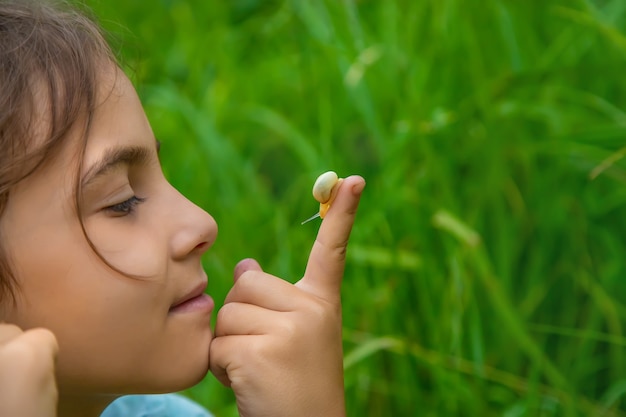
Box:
86, 0, 626, 415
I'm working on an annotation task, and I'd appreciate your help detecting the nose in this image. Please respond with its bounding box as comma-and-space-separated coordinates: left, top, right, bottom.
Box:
165, 185, 218, 261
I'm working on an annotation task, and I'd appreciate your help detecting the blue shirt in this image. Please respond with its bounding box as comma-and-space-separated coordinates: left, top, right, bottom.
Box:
100, 394, 213, 417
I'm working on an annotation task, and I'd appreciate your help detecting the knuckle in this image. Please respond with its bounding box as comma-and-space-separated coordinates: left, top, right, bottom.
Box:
1, 340, 43, 370
0, 323, 23, 340
315, 238, 348, 263
304, 297, 327, 319
235, 269, 256, 288
308, 298, 338, 327
31, 328, 58, 352
216, 302, 233, 319
248, 336, 281, 361
244, 337, 268, 358
216, 303, 236, 324
214, 304, 237, 335
275, 318, 298, 341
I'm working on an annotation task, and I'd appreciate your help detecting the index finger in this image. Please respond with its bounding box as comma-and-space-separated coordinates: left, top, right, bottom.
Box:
299, 175, 365, 302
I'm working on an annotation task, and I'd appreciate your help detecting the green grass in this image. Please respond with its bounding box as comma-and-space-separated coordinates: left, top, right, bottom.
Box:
86, 0, 626, 415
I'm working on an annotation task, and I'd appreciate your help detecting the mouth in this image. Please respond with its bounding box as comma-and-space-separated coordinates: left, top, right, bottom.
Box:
169, 281, 214, 314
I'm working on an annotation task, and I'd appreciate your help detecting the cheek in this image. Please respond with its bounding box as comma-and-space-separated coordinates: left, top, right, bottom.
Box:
83, 217, 165, 278
5, 219, 160, 322
2, 222, 166, 367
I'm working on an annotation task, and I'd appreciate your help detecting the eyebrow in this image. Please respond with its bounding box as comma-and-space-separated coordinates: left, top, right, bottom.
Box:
81, 145, 154, 188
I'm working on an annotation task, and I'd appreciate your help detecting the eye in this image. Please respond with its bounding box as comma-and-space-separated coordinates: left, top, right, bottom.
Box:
105, 195, 146, 216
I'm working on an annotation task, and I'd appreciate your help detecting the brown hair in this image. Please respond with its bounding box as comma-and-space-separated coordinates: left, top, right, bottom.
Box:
0, 0, 116, 303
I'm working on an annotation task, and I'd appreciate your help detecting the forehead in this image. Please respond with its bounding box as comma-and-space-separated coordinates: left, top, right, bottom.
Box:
0, 67, 153, 222
11, 61, 112, 169
82, 67, 154, 169
17, 66, 152, 197
23, 65, 132, 169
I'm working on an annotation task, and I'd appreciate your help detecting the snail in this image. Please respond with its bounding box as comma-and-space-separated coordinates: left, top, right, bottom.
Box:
301, 171, 344, 224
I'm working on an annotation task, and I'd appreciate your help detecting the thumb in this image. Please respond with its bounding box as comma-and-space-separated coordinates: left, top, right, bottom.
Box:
299, 175, 365, 303
233, 258, 263, 282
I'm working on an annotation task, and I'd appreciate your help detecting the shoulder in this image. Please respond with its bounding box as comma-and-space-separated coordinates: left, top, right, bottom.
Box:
100, 393, 213, 417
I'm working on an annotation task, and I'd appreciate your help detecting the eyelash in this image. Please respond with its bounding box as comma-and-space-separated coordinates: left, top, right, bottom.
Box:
105, 196, 146, 216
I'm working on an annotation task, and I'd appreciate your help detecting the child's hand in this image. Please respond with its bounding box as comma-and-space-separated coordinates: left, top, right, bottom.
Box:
0, 324, 58, 417
210, 175, 365, 417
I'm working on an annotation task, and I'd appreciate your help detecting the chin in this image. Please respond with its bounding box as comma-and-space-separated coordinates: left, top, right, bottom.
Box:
55, 326, 214, 396
122, 354, 211, 395
152, 335, 213, 392
153, 364, 210, 393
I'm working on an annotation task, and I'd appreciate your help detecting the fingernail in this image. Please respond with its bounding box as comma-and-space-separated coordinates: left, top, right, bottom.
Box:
352, 180, 366, 196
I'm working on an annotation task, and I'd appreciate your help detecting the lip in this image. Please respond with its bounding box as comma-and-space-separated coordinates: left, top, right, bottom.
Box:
169, 281, 214, 314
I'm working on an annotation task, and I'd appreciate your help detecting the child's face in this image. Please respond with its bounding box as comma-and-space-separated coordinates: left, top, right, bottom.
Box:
0, 68, 218, 395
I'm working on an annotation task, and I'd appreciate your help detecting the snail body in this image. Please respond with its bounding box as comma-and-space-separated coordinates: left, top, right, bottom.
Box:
302, 171, 343, 224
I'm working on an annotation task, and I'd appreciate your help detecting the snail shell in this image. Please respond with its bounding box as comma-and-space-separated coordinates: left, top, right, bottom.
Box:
313, 171, 343, 219
312, 171, 339, 204
301, 171, 343, 224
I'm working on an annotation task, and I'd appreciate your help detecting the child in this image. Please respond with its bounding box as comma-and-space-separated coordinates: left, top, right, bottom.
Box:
0, 1, 365, 416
